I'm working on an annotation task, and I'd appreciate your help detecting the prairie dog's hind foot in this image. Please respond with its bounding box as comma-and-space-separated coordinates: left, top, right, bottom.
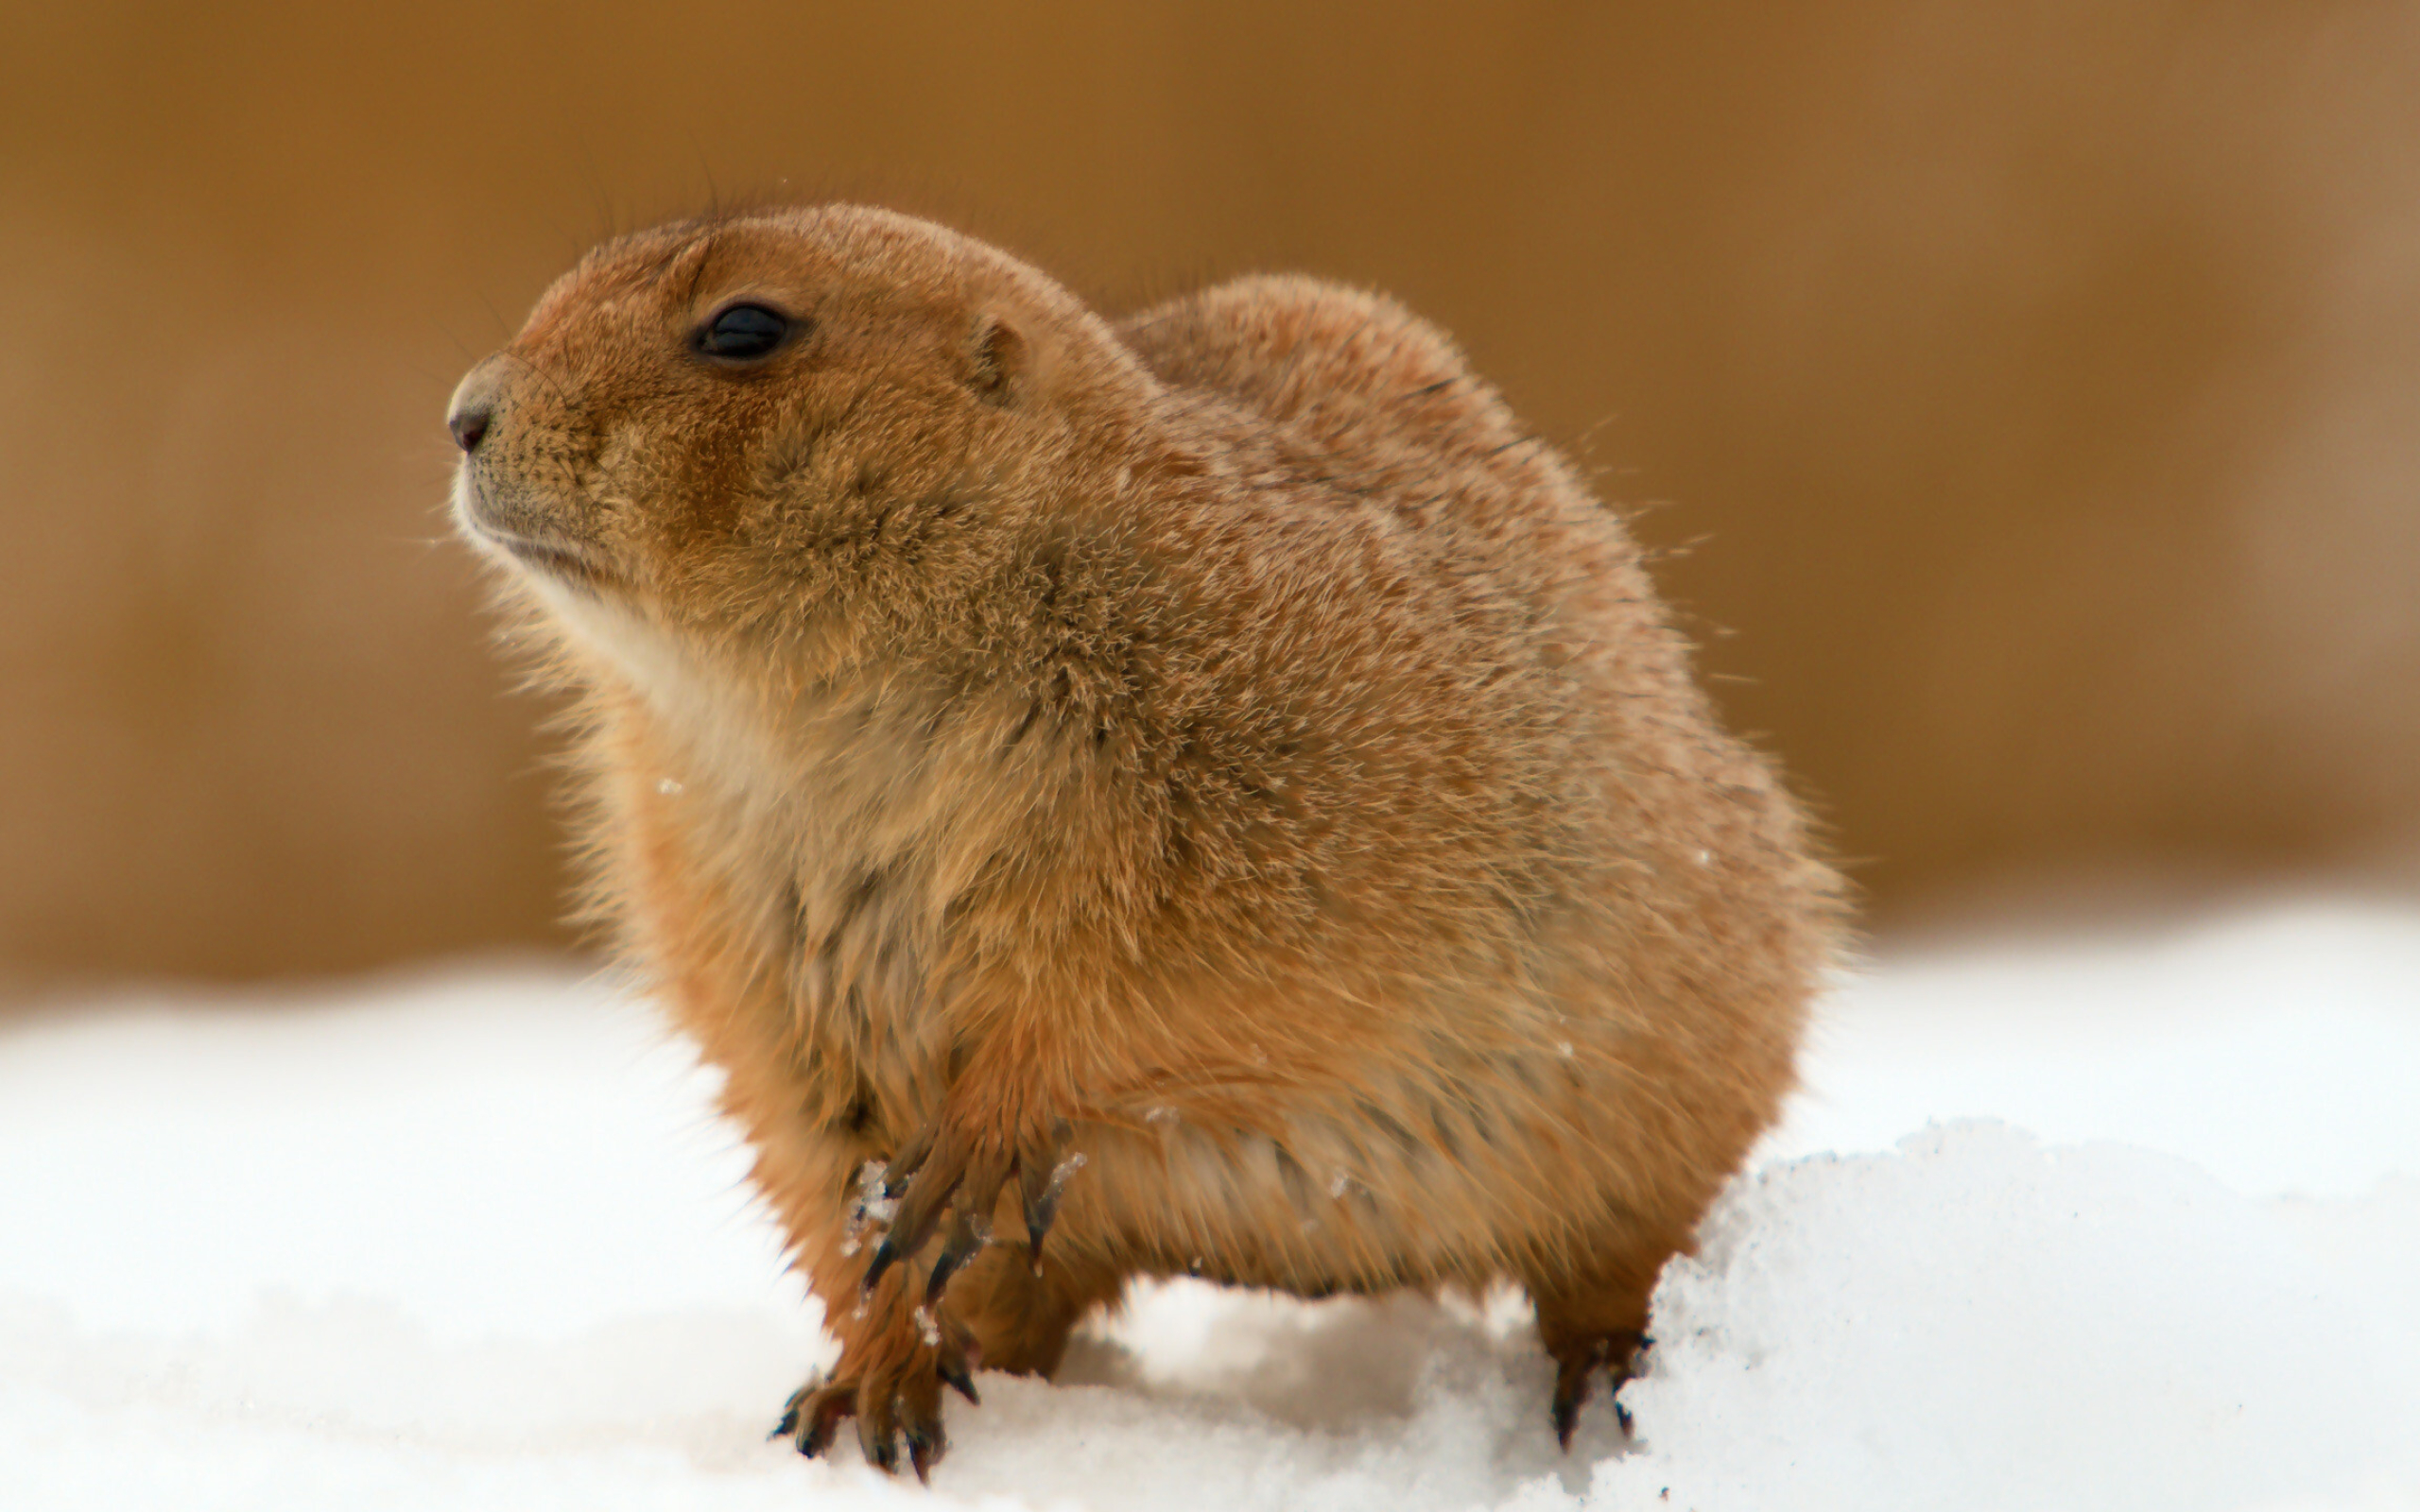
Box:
1547, 1328, 1648, 1450
1530, 1249, 1663, 1450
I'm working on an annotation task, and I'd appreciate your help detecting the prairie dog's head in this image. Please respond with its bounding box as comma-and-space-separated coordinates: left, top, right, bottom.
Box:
448, 206, 1149, 678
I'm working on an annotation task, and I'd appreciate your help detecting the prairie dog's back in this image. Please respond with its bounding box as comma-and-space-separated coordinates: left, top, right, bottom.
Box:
1122, 274, 1542, 495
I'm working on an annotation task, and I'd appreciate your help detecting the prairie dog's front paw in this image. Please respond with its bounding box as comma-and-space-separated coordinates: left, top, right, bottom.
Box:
858, 1111, 1085, 1303
770, 1294, 978, 1480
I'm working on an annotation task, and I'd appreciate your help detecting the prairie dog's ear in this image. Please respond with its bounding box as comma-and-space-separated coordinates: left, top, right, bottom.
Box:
968, 313, 1029, 406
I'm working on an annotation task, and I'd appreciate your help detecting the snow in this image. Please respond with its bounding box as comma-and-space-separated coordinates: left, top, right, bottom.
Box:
4, 897, 2416, 1510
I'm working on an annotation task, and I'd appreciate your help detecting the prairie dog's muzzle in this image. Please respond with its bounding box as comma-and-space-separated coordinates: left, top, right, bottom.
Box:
446, 353, 510, 455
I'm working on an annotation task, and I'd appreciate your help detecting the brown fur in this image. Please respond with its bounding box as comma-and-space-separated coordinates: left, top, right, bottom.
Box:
446, 204, 1845, 1473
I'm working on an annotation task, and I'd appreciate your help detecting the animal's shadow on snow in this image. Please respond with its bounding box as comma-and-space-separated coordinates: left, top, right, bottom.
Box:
1061, 1285, 1461, 1429
1054, 1279, 1632, 1461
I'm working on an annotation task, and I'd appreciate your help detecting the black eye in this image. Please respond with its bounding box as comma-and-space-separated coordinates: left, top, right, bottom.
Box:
693, 304, 790, 360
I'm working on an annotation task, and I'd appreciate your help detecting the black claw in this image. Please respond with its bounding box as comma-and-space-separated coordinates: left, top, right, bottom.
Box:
938, 1350, 981, 1405
1551, 1338, 1605, 1452
861, 1237, 901, 1295
905, 1421, 944, 1483
927, 1211, 985, 1302
1021, 1136, 1083, 1271
1553, 1391, 1584, 1452
770, 1383, 807, 1443
801, 1407, 843, 1459
1024, 1207, 1062, 1269
858, 1412, 899, 1473
1610, 1332, 1646, 1439
795, 1389, 849, 1460
1020, 1176, 1057, 1269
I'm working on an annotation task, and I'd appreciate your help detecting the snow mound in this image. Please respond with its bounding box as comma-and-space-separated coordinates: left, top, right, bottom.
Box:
5, 900, 2417, 1510
1611, 1123, 2404, 1511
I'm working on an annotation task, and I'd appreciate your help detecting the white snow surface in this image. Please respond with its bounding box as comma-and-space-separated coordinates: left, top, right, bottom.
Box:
5, 896, 2416, 1511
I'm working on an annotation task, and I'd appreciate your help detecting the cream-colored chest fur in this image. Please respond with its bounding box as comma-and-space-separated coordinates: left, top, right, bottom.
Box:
557, 594, 1004, 1085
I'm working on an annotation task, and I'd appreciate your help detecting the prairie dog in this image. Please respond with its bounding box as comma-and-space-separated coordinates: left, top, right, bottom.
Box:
447, 205, 1843, 1478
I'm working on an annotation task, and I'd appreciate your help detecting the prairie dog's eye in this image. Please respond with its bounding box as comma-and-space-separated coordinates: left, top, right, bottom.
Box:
693, 304, 791, 361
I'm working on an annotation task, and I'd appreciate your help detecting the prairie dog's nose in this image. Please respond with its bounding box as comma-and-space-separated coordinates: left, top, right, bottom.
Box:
447, 354, 510, 454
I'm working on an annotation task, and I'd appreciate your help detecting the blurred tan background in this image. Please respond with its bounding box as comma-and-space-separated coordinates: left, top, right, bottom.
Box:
5, 1, 2418, 990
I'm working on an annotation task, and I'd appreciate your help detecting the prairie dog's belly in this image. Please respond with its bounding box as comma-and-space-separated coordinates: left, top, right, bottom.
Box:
1055, 1049, 1630, 1293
